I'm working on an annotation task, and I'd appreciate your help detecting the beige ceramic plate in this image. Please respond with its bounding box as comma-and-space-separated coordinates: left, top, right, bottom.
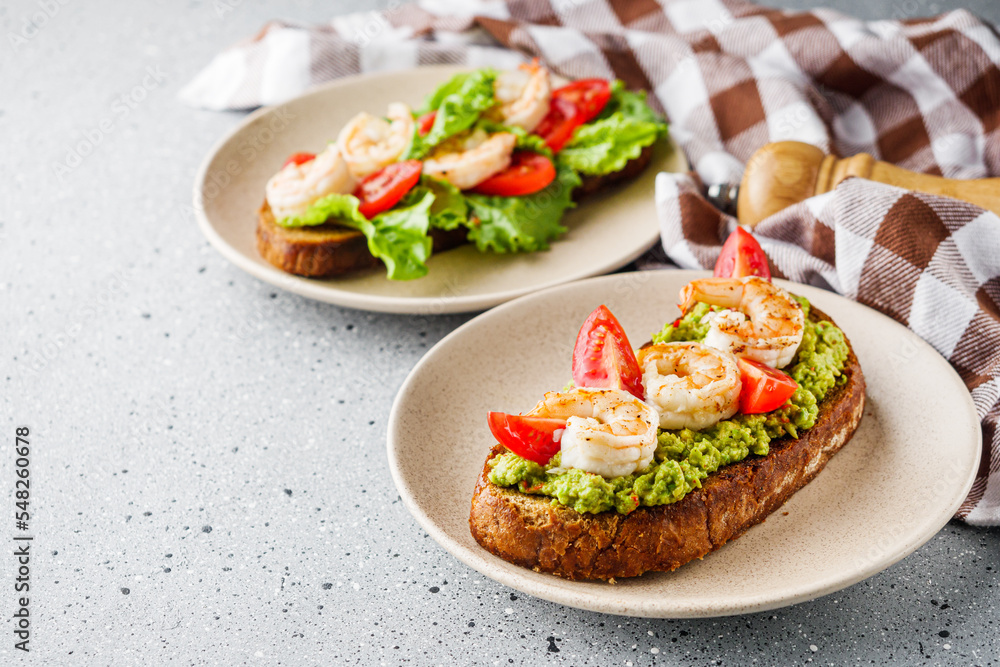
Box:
387, 270, 981, 617
193, 65, 687, 314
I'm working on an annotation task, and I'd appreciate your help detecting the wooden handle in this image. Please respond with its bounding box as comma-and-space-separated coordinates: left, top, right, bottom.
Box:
737, 140, 1000, 227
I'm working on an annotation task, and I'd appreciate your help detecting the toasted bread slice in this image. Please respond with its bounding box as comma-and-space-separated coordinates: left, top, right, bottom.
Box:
468, 306, 866, 581
255, 146, 655, 277
256, 203, 468, 278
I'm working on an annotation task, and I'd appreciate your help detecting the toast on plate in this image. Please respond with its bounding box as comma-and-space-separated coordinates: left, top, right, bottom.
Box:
469, 304, 865, 581
257, 146, 654, 278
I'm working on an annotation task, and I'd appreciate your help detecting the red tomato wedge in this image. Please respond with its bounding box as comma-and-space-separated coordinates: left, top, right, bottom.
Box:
471, 152, 556, 196
487, 412, 566, 465
283, 152, 316, 168
533, 97, 580, 152
714, 227, 771, 281
354, 160, 423, 219
417, 110, 437, 136
572, 305, 644, 400
534, 79, 612, 152
553, 79, 612, 123
737, 357, 798, 414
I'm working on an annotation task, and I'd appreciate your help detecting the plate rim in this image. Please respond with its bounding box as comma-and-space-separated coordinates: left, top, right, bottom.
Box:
386, 270, 982, 617
192, 65, 683, 314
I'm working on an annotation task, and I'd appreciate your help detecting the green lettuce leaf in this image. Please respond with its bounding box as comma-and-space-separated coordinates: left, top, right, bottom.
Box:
464, 159, 581, 253
407, 68, 498, 159
276, 191, 434, 281
558, 81, 668, 176
557, 113, 662, 175
277, 193, 362, 229
417, 70, 483, 114
365, 189, 435, 280
598, 80, 665, 125
419, 176, 469, 231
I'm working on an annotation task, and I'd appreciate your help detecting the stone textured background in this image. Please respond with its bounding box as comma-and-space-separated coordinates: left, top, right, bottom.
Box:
3, 0, 997, 664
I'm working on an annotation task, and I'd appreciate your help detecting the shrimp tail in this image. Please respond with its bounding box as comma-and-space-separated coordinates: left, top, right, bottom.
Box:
678, 283, 698, 315
520, 57, 542, 73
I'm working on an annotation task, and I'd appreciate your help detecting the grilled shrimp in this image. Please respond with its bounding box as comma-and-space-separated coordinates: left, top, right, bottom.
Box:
336, 102, 414, 179
528, 388, 658, 478
679, 276, 804, 369
422, 129, 516, 190
264, 145, 357, 220
494, 61, 552, 133
637, 343, 741, 431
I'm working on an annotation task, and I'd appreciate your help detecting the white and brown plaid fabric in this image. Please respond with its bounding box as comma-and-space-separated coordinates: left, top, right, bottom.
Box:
183, 0, 1000, 524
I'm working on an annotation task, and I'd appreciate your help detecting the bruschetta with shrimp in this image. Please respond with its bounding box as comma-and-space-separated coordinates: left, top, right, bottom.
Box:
469, 230, 866, 580
257, 63, 668, 281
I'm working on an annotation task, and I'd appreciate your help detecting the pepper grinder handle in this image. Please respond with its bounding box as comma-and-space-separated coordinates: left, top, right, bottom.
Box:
736, 141, 1000, 227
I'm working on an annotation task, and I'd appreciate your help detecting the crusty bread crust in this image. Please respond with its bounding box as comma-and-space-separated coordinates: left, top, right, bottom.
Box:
468, 306, 866, 581
255, 145, 656, 277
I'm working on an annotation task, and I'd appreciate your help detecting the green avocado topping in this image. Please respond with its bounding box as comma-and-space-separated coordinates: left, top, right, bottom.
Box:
487, 296, 850, 514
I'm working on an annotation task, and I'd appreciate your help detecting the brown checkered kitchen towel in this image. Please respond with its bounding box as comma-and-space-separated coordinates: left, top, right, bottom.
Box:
183, 0, 1000, 524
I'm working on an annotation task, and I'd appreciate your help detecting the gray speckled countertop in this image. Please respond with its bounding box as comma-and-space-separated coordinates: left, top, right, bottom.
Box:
3, 0, 998, 664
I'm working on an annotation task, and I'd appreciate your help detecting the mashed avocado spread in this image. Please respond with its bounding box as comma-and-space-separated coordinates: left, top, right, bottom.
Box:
487, 296, 850, 514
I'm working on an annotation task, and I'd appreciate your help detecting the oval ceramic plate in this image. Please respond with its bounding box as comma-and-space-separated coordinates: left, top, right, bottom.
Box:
193, 65, 687, 314
387, 270, 981, 617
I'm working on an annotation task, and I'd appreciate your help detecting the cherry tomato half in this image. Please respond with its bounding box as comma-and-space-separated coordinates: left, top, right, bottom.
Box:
487, 412, 566, 465
553, 79, 612, 124
534, 79, 612, 152
571, 305, 644, 400
471, 152, 556, 196
283, 152, 316, 168
534, 97, 581, 153
354, 160, 423, 219
417, 110, 437, 136
714, 227, 771, 281
737, 357, 798, 414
